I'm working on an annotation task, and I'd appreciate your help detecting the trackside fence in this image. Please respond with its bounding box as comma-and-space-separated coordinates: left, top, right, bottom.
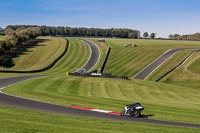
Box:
68, 72, 129, 80
100, 47, 111, 73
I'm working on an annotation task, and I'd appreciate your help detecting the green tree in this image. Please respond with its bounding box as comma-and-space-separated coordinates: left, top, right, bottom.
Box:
128, 32, 137, 38
143, 32, 149, 38
168, 34, 173, 39
150, 33, 155, 39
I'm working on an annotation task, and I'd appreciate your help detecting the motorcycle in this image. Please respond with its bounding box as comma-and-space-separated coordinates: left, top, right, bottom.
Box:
120, 105, 144, 117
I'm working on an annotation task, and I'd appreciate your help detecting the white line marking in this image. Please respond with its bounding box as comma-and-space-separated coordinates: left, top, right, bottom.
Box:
78, 39, 100, 72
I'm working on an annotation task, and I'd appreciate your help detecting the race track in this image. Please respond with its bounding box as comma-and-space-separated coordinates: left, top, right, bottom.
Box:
0, 40, 200, 128
133, 48, 198, 80
79, 39, 100, 72
0, 75, 200, 128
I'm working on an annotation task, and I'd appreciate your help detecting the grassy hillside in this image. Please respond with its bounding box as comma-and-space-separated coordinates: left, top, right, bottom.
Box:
88, 38, 200, 78
0, 106, 198, 133
3, 75, 200, 124
147, 50, 194, 81
187, 52, 200, 74
42, 38, 90, 74
0, 36, 66, 71
155, 51, 200, 89
0, 37, 91, 77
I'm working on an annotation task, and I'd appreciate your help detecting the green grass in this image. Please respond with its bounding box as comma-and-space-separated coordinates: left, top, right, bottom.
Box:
42, 38, 91, 74
0, 36, 66, 71
1, 38, 200, 132
147, 50, 194, 81
187, 52, 200, 74
3, 75, 200, 124
155, 51, 200, 89
0, 35, 5, 40
0, 37, 90, 77
87, 38, 200, 78
1, 106, 198, 133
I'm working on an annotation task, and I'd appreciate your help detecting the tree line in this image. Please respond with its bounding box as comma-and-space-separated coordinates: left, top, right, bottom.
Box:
0, 27, 41, 55
168, 33, 200, 40
3, 25, 140, 39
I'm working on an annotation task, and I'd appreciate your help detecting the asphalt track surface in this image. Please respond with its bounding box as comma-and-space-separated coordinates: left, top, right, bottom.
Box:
79, 39, 100, 72
133, 48, 199, 80
0, 42, 200, 128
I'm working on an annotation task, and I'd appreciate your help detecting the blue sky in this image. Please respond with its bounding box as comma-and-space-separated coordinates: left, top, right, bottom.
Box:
0, 0, 200, 37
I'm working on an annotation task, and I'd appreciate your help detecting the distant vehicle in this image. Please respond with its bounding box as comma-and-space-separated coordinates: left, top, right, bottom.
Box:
120, 102, 144, 117
123, 44, 127, 47
98, 38, 105, 42
132, 44, 137, 47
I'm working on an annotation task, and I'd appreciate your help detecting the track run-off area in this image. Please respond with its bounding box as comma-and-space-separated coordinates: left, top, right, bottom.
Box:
0, 39, 200, 128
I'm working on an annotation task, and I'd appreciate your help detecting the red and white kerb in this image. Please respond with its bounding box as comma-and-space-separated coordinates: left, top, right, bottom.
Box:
71, 106, 120, 115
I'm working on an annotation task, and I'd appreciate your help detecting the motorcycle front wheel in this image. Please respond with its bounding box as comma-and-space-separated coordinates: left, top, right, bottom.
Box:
120, 110, 125, 116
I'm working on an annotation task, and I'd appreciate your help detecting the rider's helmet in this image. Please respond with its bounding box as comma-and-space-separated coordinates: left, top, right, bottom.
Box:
135, 101, 139, 104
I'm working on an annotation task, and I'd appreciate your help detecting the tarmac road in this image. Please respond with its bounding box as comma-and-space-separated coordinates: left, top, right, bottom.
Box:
78, 39, 100, 72
133, 48, 199, 80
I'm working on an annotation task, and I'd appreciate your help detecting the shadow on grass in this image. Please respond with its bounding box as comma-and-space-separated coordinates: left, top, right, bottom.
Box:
0, 39, 50, 68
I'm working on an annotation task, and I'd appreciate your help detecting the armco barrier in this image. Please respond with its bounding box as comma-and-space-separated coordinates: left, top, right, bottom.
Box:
155, 49, 200, 82
0, 39, 69, 73
100, 47, 111, 73
68, 72, 129, 80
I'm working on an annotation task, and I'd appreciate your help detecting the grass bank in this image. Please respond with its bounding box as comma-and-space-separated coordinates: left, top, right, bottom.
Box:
0, 37, 91, 77
156, 51, 200, 89
0, 106, 198, 133
0, 36, 66, 71
88, 38, 200, 78
3, 75, 200, 124
42, 38, 90, 74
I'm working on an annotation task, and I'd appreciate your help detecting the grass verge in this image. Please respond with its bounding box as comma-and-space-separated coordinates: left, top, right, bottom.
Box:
0, 105, 198, 133
3, 75, 200, 124
42, 38, 90, 74
156, 51, 200, 89
0, 36, 66, 71
88, 38, 200, 78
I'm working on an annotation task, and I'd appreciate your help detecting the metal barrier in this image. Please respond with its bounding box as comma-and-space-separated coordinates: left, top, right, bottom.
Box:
100, 47, 111, 73
68, 72, 129, 80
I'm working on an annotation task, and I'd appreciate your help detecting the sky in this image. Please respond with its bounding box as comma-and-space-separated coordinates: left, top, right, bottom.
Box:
0, 0, 200, 38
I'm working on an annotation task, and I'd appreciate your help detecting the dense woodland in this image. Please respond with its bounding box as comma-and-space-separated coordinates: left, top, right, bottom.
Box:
1, 25, 200, 57
0, 25, 140, 58
3, 25, 140, 38
0, 27, 41, 56
168, 33, 200, 40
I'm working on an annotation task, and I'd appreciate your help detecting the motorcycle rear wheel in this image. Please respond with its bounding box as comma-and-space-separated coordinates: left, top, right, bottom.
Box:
132, 110, 141, 117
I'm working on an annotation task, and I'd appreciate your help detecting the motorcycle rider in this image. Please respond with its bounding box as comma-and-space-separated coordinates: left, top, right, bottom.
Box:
125, 101, 141, 115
